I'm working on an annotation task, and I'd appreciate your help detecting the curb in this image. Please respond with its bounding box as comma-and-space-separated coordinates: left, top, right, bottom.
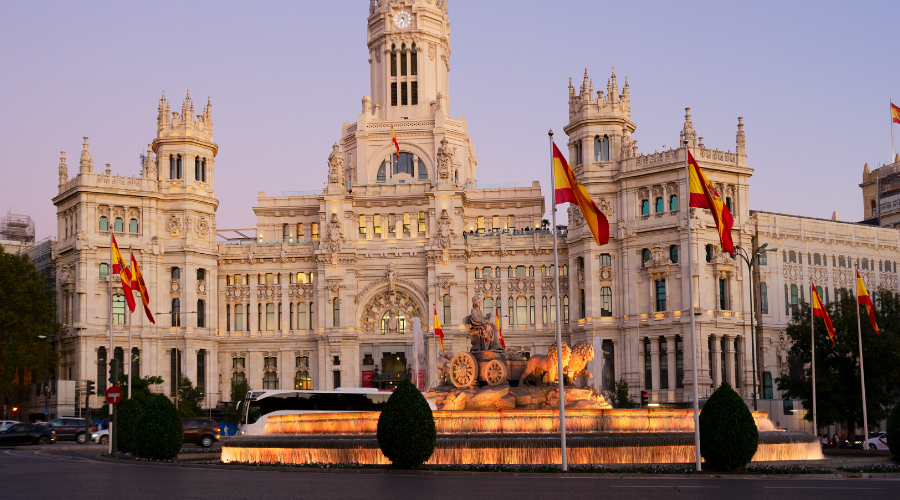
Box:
89, 457, 900, 480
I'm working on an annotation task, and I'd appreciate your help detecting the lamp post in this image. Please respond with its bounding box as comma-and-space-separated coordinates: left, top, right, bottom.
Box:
154, 310, 197, 409
37, 335, 49, 421
734, 243, 777, 411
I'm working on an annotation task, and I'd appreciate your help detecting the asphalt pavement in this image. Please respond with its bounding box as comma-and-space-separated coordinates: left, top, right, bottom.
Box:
1, 449, 898, 500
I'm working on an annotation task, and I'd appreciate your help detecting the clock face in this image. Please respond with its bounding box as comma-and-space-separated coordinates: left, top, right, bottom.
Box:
394, 10, 411, 28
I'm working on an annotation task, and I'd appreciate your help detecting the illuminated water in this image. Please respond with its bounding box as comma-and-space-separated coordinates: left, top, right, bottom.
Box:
222, 409, 822, 465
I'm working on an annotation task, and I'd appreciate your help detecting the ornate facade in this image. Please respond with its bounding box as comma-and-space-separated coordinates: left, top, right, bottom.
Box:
52, 1, 900, 429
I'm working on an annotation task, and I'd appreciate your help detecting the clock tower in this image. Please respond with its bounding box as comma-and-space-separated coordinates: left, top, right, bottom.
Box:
366, 0, 451, 122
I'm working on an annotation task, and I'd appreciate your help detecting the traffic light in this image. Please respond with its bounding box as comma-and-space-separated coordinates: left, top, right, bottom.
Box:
86, 381, 95, 397
641, 391, 649, 406
11, 407, 18, 413
108, 359, 118, 386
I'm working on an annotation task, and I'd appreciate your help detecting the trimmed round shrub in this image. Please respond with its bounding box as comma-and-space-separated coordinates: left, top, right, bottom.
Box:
887, 401, 900, 458
699, 382, 759, 470
115, 398, 143, 455
376, 379, 436, 468
135, 395, 183, 460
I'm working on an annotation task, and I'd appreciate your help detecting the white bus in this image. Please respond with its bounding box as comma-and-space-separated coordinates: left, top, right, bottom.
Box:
238, 387, 392, 435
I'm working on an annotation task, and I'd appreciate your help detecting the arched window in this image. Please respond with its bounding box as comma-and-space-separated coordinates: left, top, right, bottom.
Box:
390, 44, 397, 77
195, 156, 200, 181
377, 162, 387, 182
171, 298, 181, 327
197, 268, 205, 281
669, 195, 679, 211
129, 219, 138, 233
201, 159, 207, 182
169, 155, 175, 179
333, 298, 340, 327
641, 200, 650, 215
234, 304, 243, 331
594, 135, 610, 162
655, 197, 664, 213
418, 159, 428, 179
670, 245, 679, 263
176, 155, 182, 179
642, 248, 651, 266
725, 196, 733, 213
197, 299, 205, 328
114, 217, 123, 232
99, 263, 109, 281
171, 267, 181, 280
263, 371, 278, 390
99, 216, 108, 231
226, 305, 231, 332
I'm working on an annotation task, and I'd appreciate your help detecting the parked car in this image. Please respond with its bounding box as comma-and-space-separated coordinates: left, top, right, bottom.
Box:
0, 420, 19, 428
91, 428, 108, 445
866, 431, 889, 451
845, 435, 866, 449
182, 418, 220, 448
47, 417, 95, 444
0, 423, 56, 446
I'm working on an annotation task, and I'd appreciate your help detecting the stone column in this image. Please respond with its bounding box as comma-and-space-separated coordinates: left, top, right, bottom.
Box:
666, 335, 676, 403
650, 337, 660, 403
381, 213, 388, 239
637, 339, 645, 391
710, 333, 721, 388
280, 273, 288, 338
724, 336, 736, 388
249, 278, 258, 337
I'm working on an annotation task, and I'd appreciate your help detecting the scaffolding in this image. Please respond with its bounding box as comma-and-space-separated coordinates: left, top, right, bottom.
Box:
0, 212, 35, 244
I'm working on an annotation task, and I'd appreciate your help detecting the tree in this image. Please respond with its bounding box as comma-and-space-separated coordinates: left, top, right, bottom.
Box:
135, 394, 183, 460
95, 375, 163, 418
776, 289, 900, 433
0, 247, 59, 405
116, 398, 143, 454
176, 376, 204, 418
612, 378, 636, 408
887, 403, 900, 458
228, 378, 249, 422
376, 379, 436, 468
699, 382, 759, 470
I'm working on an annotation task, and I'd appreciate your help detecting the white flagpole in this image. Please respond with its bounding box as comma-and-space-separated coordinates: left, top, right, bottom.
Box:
811, 284, 817, 435
853, 266, 870, 444
684, 139, 701, 471
549, 130, 567, 471
891, 100, 895, 161
108, 233, 114, 455
127, 247, 132, 400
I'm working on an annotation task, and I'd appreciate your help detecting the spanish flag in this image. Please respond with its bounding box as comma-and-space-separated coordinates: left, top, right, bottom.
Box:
495, 307, 506, 349
856, 270, 879, 335
391, 125, 400, 156
688, 151, 735, 254
434, 307, 444, 350
110, 234, 136, 313
892, 102, 900, 125
811, 284, 836, 343
552, 142, 610, 246
130, 251, 155, 324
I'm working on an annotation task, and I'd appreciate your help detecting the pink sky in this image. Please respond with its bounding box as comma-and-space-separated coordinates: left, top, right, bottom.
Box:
2, 0, 899, 240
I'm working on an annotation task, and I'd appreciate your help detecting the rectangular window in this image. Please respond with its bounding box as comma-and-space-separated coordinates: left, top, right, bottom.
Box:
411, 81, 418, 105
297, 223, 304, 240
763, 372, 773, 399
563, 295, 569, 324
374, 215, 382, 234
388, 214, 396, 233
113, 295, 125, 325
418, 212, 426, 233
197, 350, 206, 394
644, 341, 652, 391
659, 341, 668, 390
265, 304, 275, 331
790, 284, 799, 315
197, 300, 205, 328
311, 223, 319, 240
403, 213, 410, 233
289, 303, 294, 330
443, 294, 451, 326
600, 287, 612, 317
170, 349, 181, 396
401, 82, 408, 105
676, 338, 684, 389
359, 215, 366, 235
599, 253, 611, 267
508, 297, 514, 325
550, 296, 557, 324
333, 370, 341, 389
508, 215, 516, 231
226, 305, 231, 332
516, 297, 527, 325
516, 266, 527, 277
602, 340, 616, 392
477, 216, 485, 233
391, 82, 397, 106
542, 297, 548, 324
760, 282, 769, 314
759, 252, 767, 266
297, 302, 307, 331
99, 263, 109, 281
579, 289, 586, 319
655, 280, 666, 312
719, 279, 728, 310
492, 215, 500, 231
234, 304, 243, 331
530, 297, 535, 324
333, 298, 340, 327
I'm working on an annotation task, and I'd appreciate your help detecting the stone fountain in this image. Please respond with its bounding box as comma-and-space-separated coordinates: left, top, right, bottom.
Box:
222, 297, 823, 465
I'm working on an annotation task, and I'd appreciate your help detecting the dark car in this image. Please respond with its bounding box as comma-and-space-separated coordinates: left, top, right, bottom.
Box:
47, 418, 93, 444
0, 423, 56, 446
848, 435, 866, 449
182, 418, 220, 448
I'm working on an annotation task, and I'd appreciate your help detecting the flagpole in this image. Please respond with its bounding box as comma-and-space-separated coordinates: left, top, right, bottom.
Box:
684, 139, 702, 471
108, 233, 114, 455
853, 266, 869, 444
549, 129, 567, 472
891, 100, 895, 161
127, 247, 133, 400
810, 284, 817, 435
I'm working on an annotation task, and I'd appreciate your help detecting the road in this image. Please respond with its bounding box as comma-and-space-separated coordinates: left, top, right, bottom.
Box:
1, 449, 897, 500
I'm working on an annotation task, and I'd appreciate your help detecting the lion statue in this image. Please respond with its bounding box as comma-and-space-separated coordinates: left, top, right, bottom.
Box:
521, 342, 571, 385
564, 341, 595, 387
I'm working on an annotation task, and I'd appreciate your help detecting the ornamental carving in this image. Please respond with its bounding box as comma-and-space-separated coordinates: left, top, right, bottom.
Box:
327, 280, 342, 295
437, 276, 454, 290
599, 267, 612, 281
783, 264, 803, 282
475, 278, 501, 294
541, 276, 569, 293
646, 244, 671, 268
59, 264, 74, 284
197, 217, 210, 236
257, 284, 281, 300
355, 276, 426, 304
576, 269, 585, 284
879, 273, 898, 290
428, 42, 435, 61
359, 287, 425, 334
166, 215, 182, 235
323, 213, 346, 253
508, 277, 535, 294
436, 138, 454, 180
809, 266, 828, 284
225, 285, 251, 301
386, 263, 397, 292
289, 283, 315, 301
196, 280, 207, 295
568, 205, 584, 228
434, 209, 456, 249
169, 279, 181, 294
327, 143, 345, 188
598, 197, 613, 216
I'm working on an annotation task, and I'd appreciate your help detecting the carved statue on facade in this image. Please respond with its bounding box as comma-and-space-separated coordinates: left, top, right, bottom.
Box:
436, 137, 453, 180
386, 262, 397, 292
465, 295, 503, 352
384, 310, 400, 334
435, 209, 455, 249
324, 213, 345, 253
327, 143, 344, 187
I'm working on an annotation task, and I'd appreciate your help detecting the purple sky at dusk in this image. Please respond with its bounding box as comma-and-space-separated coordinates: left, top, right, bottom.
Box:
2, 0, 899, 240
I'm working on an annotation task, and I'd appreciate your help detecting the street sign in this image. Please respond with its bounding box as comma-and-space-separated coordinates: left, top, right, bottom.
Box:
105, 386, 123, 405
44, 409, 49, 415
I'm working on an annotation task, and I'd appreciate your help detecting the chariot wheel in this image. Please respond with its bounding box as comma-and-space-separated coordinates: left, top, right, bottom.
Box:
450, 352, 478, 388
484, 359, 508, 386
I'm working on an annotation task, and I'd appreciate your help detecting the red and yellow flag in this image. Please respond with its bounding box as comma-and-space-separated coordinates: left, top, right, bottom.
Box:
811, 284, 836, 343
688, 151, 735, 254
856, 270, 879, 335
495, 307, 506, 349
434, 308, 444, 350
892, 102, 900, 125
552, 142, 610, 246
110, 234, 136, 313
130, 251, 155, 324
391, 125, 400, 156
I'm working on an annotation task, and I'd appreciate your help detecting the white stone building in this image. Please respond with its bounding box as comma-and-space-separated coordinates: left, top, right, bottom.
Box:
51, 1, 899, 430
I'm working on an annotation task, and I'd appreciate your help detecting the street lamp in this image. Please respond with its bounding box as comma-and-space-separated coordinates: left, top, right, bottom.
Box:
37, 335, 49, 421
734, 243, 777, 411
155, 310, 197, 409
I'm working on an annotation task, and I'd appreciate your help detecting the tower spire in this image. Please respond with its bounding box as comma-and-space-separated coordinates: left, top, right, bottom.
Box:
79, 137, 94, 174
58, 151, 68, 186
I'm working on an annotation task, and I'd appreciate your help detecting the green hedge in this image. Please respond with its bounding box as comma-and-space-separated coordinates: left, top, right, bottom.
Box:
135, 395, 183, 460
376, 380, 436, 468
888, 402, 900, 458
115, 398, 143, 455
699, 382, 759, 471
